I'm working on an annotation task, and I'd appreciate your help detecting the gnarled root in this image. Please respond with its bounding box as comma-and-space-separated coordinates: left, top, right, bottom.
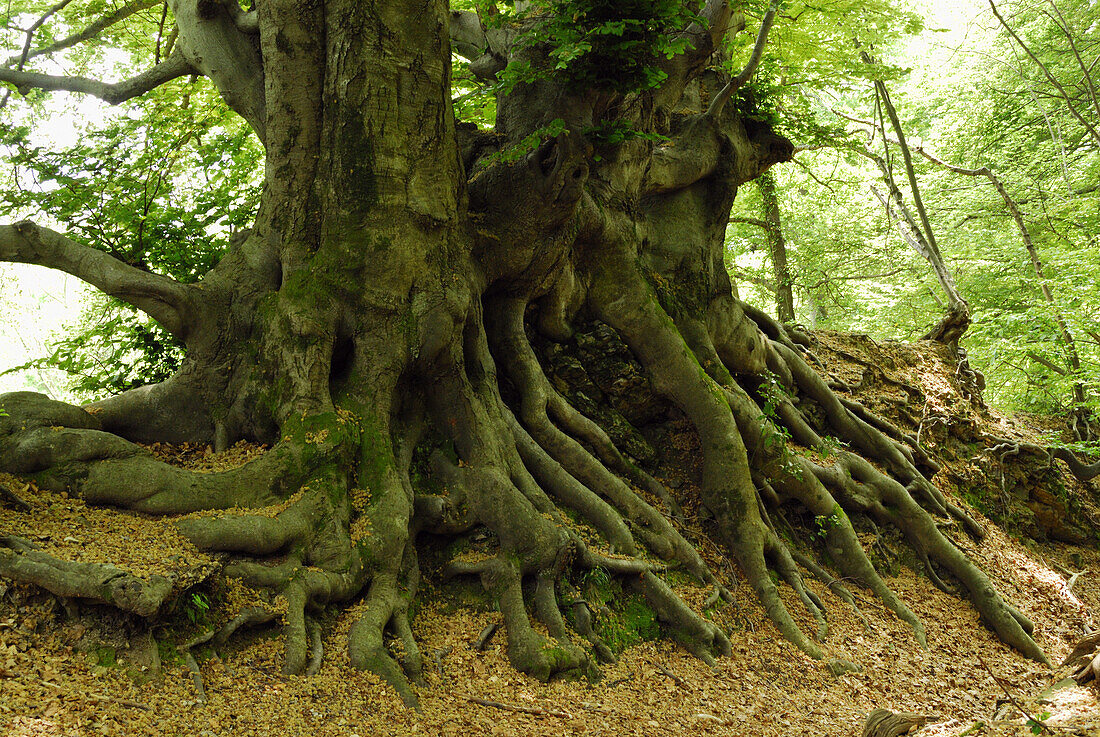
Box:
572, 246, 1048, 663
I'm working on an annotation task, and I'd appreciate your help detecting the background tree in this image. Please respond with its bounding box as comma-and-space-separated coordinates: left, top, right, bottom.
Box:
728, 0, 1099, 432
0, 0, 1052, 708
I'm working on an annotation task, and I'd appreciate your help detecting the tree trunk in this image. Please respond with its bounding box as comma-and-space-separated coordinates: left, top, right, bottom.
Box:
757, 170, 796, 323
0, 0, 1051, 707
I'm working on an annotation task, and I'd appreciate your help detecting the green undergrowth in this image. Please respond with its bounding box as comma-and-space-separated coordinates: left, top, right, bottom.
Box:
572, 567, 660, 655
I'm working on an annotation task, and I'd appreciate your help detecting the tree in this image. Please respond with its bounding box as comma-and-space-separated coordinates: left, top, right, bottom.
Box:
0, 0, 1049, 707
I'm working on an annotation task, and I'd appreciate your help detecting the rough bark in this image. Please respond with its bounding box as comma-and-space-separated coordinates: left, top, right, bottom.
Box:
0, 0, 1052, 708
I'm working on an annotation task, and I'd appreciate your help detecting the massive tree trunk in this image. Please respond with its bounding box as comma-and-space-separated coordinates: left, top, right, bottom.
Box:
0, 0, 1048, 707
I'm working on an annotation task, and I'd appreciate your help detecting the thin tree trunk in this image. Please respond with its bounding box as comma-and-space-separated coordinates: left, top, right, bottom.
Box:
871, 80, 970, 344
757, 171, 795, 323
896, 144, 1093, 438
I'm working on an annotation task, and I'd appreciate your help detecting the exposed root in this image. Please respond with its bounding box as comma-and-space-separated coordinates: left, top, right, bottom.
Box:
0, 536, 173, 618
0, 247, 1056, 711
0, 480, 32, 512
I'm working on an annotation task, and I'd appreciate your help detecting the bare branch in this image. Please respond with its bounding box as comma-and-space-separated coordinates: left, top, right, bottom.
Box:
707, 1, 778, 118
1027, 350, 1067, 375
0, 51, 194, 105
3, 0, 162, 69
0, 221, 193, 339
12, 0, 75, 69
988, 0, 1100, 147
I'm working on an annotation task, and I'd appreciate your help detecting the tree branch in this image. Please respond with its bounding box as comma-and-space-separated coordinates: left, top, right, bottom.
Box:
1027, 350, 1068, 375
707, 1, 778, 118
169, 0, 266, 142
10, 0, 75, 69
450, 10, 488, 61
0, 221, 193, 340
3, 0, 162, 69
988, 0, 1100, 147
0, 51, 193, 105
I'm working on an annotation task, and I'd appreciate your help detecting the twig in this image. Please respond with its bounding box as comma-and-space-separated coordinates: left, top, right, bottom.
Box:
467, 696, 572, 718
0, 482, 32, 512
39, 679, 150, 710
975, 652, 1048, 734
657, 663, 686, 687
89, 694, 151, 710
580, 701, 616, 715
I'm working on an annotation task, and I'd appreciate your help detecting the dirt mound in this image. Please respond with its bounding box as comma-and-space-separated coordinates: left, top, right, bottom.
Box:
1, 331, 1098, 736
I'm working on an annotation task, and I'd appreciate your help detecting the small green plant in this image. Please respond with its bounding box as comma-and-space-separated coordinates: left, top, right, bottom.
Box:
755, 371, 803, 480
479, 118, 569, 168
816, 435, 846, 459
183, 591, 211, 624
583, 120, 668, 149
1027, 710, 1051, 734
811, 504, 844, 542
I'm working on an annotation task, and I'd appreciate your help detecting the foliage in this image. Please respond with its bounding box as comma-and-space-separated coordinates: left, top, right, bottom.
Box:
494, 0, 701, 95
183, 591, 212, 625
811, 504, 844, 542
727, 0, 1100, 426
0, 43, 262, 398
754, 371, 802, 479
0, 295, 183, 400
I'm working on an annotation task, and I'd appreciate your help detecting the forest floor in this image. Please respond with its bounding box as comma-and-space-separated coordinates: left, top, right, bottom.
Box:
1, 331, 1099, 736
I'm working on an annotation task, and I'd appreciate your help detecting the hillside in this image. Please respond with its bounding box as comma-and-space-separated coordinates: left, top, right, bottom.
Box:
1, 329, 1098, 737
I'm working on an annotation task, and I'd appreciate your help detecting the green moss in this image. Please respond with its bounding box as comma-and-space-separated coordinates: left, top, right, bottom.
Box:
156, 639, 182, 666
93, 646, 117, 668
355, 409, 393, 496
575, 569, 660, 654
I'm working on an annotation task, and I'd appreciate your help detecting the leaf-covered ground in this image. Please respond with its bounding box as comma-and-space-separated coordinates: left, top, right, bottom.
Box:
1, 332, 1098, 736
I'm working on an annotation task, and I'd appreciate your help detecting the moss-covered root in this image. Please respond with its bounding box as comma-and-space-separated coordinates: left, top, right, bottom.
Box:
449, 554, 592, 681
349, 571, 421, 708
635, 572, 732, 665
348, 448, 421, 706
767, 340, 985, 537
716, 381, 927, 645
0, 535, 173, 617
486, 296, 717, 584
828, 457, 1049, 664
587, 258, 822, 660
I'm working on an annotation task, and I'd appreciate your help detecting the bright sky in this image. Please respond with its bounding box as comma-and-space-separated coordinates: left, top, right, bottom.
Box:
0, 93, 109, 400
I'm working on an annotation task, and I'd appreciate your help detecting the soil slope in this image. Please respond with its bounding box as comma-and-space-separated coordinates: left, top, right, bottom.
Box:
1, 331, 1098, 736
